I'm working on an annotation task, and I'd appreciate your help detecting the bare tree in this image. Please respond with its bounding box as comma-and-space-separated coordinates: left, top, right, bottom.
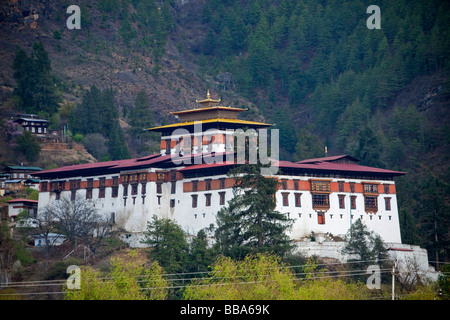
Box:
35, 195, 113, 259
21, 205, 61, 262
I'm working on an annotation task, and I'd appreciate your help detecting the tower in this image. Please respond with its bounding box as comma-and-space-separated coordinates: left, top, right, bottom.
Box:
146, 91, 272, 156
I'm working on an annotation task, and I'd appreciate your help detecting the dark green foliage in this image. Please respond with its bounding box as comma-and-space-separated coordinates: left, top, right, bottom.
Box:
129, 90, 155, 138
141, 215, 189, 274
16, 131, 41, 162
13, 42, 61, 114
215, 163, 294, 260
70, 85, 130, 160
197, 0, 450, 263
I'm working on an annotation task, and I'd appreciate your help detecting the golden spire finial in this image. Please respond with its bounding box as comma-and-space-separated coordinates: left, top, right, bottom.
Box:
196, 90, 221, 107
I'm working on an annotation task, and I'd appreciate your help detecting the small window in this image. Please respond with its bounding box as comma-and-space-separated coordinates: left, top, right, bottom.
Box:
318, 212, 325, 225
384, 184, 390, 194
86, 189, 92, 200
282, 193, 289, 206
171, 182, 176, 194
351, 195, 356, 209
192, 180, 198, 192
141, 183, 146, 195
205, 193, 211, 207
294, 193, 302, 207
112, 186, 118, 198
350, 182, 355, 193
338, 181, 344, 192
338, 195, 345, 209
156, 183, 162, 194
131, 184, 138, 196
293, 180, 299, 190
170, 199, 175, 208
282, 179, 288, 190
219, 178, 225, 189
219, 192, 226, 205
123, 185, 128, 197
385, 197, 391, 211
99, 188, 105, 198
205, 179, 211, 191
192, 195, 198, 208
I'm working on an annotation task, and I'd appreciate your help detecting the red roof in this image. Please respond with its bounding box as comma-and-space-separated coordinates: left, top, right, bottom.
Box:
33, 152, 405, 178
33, 154, 169, 177
7, 198, 39, 204
297, 155, 360, 164
277, 160, 405, 175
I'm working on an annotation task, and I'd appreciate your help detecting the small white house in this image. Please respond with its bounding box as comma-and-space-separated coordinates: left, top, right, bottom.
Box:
32, 233, 66, 247
7, 198, 38, 221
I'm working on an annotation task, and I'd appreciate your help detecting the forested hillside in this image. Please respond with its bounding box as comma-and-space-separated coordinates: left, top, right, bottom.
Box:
0, 0, 448, 264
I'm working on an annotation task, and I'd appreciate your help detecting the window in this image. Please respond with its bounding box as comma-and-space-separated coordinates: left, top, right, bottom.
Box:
131, 184, 138, 196
350, 182, 355, 193
220, 178, 225, 189
385, 197, 391, 211
219, 192, 226, 205
99, 187, 105, 198
205, 193, 211, 207
294, 193, 302, 207
156, 183, 162, 194
86, 188, 92, 200
294, 180, 299, 190
363, 183, 379, 194
338, 195, 345, 209
312, 194, 330, 210
282, 193, 289, 206
191, 195, 198, 208
170, 199, 175, 208
129, 174, 138, 185
384, 184, 390, 194
41, 182, 48, 192
123, 185, 128, 197
157, 172, 166, 182
351, 196, 356, 209
365, 196, 378, 212
99, 177, 106, 188
192, 180, 198, 192
112, 186, 118, 198
310, 180, 331, 192
318, 212, 325, 225
338, 181, 344, 192
281, 179, 288, 190
141, 183, 146, 195
205, 179, 211, 191
171, 182, 176, 194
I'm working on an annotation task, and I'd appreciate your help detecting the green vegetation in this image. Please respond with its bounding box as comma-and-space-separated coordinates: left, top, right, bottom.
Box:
13, 41, 61, 115
196, 0, 450, 267
70, 85, 130, 160
215, 163, 293, 259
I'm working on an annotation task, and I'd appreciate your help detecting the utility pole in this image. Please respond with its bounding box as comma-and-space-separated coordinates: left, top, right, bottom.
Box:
391, 263, 396, 300
434, 209, 439, 271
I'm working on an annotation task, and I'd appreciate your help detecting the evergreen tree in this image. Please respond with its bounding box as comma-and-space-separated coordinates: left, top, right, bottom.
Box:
13, 42, 60, 115
141, 215, 189, 274
16, 130, 41, 162
215, 163, 294, 260
71, 86, 130, 160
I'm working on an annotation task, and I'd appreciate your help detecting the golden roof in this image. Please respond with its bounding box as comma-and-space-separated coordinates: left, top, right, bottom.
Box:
145, 118, 272, 132
195, 90, 221, 107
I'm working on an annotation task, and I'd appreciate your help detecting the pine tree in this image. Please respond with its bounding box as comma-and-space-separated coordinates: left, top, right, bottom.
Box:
215, 163, 294, 260
13, 42, 60, 115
